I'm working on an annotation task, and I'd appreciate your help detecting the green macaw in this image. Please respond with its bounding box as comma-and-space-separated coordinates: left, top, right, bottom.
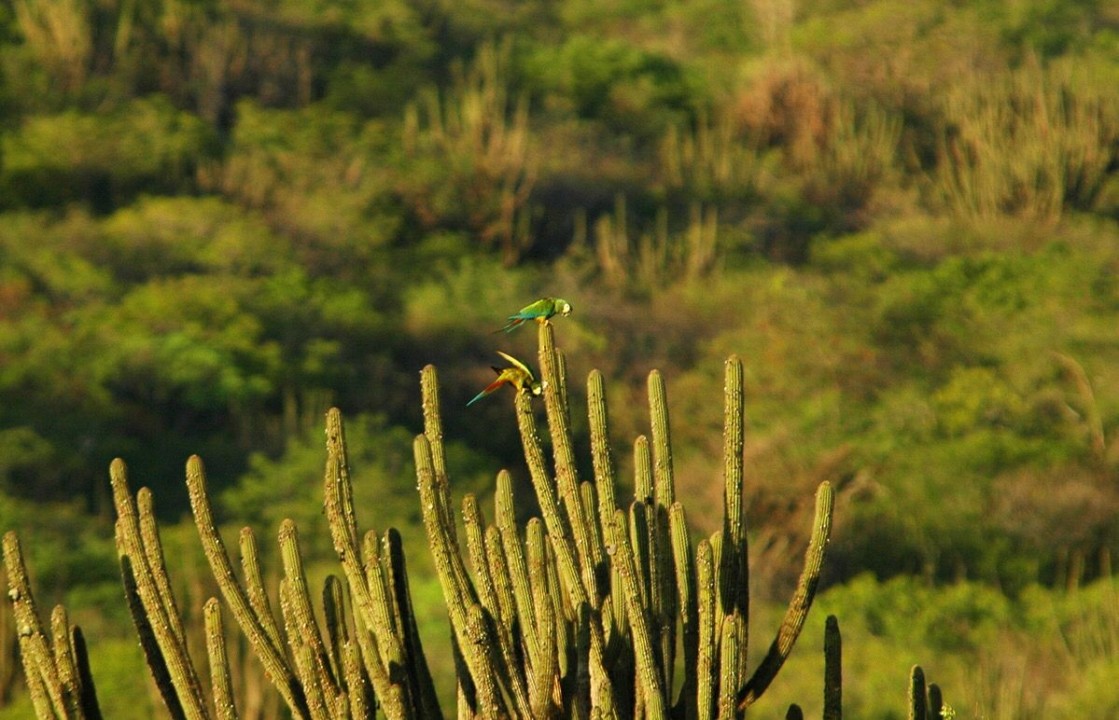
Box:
467, 351, 544, 406
496, 297, 573, 333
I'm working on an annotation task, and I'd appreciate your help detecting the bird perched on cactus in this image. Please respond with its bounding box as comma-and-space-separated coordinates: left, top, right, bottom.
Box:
496, 297, 572, 333
467, 351, 544, 406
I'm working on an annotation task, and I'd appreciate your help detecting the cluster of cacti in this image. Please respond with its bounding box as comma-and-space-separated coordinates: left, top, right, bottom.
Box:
2, 319, 948, 718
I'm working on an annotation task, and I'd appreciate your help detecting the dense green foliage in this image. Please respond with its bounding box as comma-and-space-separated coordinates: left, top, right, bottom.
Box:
1, 0, 1118, 715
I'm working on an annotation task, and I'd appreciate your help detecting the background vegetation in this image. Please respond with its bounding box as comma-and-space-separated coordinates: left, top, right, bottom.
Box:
0, 0, 1117, 716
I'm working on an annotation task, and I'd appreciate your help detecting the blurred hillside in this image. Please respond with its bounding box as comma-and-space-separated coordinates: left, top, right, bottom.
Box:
1, 0, 1118, 716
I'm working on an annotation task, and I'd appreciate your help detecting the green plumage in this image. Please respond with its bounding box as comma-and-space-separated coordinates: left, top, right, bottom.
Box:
497, 297, 573, 333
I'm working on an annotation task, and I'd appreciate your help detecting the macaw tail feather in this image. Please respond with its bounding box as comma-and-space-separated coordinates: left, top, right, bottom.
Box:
494, 317, 527, 334
466, 378, 506, 406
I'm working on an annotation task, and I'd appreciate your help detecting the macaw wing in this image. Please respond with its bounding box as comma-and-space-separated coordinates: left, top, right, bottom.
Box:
512, 298, 553, 319
495, 351, 536, 380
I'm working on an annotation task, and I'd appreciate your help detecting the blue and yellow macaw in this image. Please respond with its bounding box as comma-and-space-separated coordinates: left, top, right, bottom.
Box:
496, 297, 573, 333
467, 351, 543, 406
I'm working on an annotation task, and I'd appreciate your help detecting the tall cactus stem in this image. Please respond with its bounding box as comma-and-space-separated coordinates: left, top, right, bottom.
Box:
136, 488, 189, 649
322, 575, 348, 690
114, 461, 211, 720
384, 528, 442, 719
908, 666, 926, 720
719, 355, 748, 679
204, 598, 238, 720
610, 508, 666, 718
420, 366, 458, 547
463, 495, 532, 717
322, 417, 414, 719
279, 519, 340, 700
71, 626, 102, 720
824, 615, 842, 720
928, 684, 944, 720
587, 370, 621, 550
495, 471, 540, 666
537, 323, 601, 605
49, 605, 82, 718
120, 554, 188, 720
3, 531, 69, 719
669, 503, 697, 719
739, 481, 835, 709
695, 539, 716, 720
717, 614, 741, 720
238, 528, 284, 654
186, 455, 309, 719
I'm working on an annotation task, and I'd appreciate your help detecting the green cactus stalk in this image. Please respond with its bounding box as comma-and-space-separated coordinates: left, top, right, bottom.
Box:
824, 615, 842, 720
720, 355, 749, 686
237, 528, 285, 655
203, 598, 237, 720
113, 461, 211, 720
928, 684, 944, 720
909, 665, 927, 720
3, 531, 77, 719
119, 554, 187, 720
669, 502, 697, 718
739, 480, 835, 710
694, 538, 717, 719
70, 627, 102, 720
186, 455, 311, 719
537, 324, 602, 607
3, 306, 884, 720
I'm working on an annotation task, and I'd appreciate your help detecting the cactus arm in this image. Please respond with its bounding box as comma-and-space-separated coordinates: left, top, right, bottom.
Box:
136, 489, 189, 649
695, 539, 716, 720
719, 355, 748, 682
279, 580, 330, 720
383, 528, 443, 719
928, 684, 944, 720
464, 495, 532, 717
415, 435, 509, 718
279, 520, 341, 702
587, 370, 621, 551
529, 525, 559, 718
67, 627, 102, 720
114, 462, 211, 720
717, 615, 740, 719
738, 480, 834, 708
648, 371, 678, 698
669, 502, 696, 719
322, 422, 414, 719
610, 508, 667, 718
908, 665, 927, 720
49, 606, 83, 718
341, 641, 372, 719
3, 531, 73, 719
204, 598, 238, 720
186, 455, 309, 719
537, 323, 601, 605
515, 391, 618, 718
238, 528, 285, 654
420, 366, 460, 549
322, 575, 347, 691
120, 553, 188, 720
495, 471, 540, 667
484, 525, 516, 638
824, 615, 842, 720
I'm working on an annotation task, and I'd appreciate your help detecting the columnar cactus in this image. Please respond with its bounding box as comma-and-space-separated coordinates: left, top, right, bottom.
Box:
2, 319, 894, 719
